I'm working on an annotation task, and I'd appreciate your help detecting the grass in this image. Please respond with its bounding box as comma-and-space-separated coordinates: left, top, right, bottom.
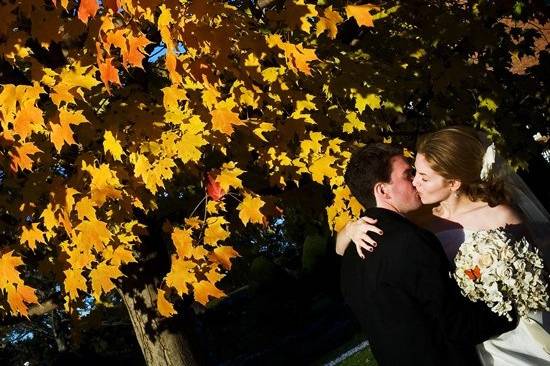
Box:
337, 347, 378, 366
312, 333, 378, 366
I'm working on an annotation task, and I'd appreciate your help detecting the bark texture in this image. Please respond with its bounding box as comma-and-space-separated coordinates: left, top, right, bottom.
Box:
119, 286, 197, 366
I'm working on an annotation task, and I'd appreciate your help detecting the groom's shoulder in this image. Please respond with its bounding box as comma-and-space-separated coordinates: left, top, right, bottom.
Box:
364, 207, 420, 233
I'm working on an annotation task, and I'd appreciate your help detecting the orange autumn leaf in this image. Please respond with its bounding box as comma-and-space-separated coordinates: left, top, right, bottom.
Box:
103, 0, 121, 12
13, 105, 44, 139
203, 217, 230, 246
90, 261, 123, 300
171, 228, 194, 258
210, 100, 245, 135
124, 35, 150, 69
20, 223, 46, 250
345, 4, 380, 28
157, 288, 177, 317
75, 197, 97, 221
78, 0, 99, 23
216, 162, 244, 192
50, 108, 88, 152
75, 219, 112, 252
64, 267, 87, 301
0, 251, 38, 317
0, 251, 25, 285
212, 246, 240, 270
103, 130, 124, 161
206, 172, 225, 201
6, 283, 38, 317
165, 256, 196, 296
316, 6, 344, 39
9, 142, 41, 172
237, 194, 265, 226
99, 57, 121, 92
193, 280, 225, 306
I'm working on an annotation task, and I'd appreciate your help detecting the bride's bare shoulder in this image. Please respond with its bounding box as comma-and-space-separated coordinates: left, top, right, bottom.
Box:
483, 204, 522, 225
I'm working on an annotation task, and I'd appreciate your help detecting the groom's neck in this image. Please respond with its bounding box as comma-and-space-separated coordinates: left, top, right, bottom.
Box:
376, 199, 406, 215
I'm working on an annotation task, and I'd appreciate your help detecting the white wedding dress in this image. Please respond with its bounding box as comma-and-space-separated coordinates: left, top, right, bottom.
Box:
436, 228, 550, 366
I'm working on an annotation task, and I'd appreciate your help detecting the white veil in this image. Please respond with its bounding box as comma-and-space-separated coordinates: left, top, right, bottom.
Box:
490, 152, 550, 268
490, 150, 550, 332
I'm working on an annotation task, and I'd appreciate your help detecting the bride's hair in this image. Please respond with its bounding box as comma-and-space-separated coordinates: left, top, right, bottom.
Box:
416, 126, 510, 206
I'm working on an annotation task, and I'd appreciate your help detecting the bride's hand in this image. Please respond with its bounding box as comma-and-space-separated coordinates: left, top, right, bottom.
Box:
336, 217, 383, 259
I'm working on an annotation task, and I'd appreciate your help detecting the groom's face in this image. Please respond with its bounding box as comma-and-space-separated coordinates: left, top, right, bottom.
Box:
385, 156, 423, 213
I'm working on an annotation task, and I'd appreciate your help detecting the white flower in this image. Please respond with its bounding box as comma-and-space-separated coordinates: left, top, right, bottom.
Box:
478, 253, 494, 268
453, 229, 549, 319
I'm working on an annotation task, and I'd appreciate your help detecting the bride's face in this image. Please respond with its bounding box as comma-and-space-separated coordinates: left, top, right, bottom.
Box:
412, 153, 453, 204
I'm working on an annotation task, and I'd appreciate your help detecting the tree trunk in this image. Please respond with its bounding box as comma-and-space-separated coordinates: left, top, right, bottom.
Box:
118, 286, 198, 366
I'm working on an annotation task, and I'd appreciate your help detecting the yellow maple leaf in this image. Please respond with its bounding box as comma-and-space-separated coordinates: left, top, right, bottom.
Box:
103, 131, 124, 161
0, 251, 24, 286
165, 256, 196, 296
50, 108, 88, 152
244, 53, 260, 67
162, 85, 188, 112
316, 6, 343, 39
210, 99, 245, 135
261, 67, 281, 83
157, 288, 177, 317
238, 194, 265, 226
343, 112, 366, 133
202, 83, 221, 111
20, 223, 46, 250
300, 131, 325, 156
75, 219, 112, 252
205, 266, 224, 284
9, 142, 42, 172
266, 35, 318, 75
81, 161, 123, 205
253, 122, 276, 142
309, 154, 337, 184
90, 261, 123, 300
40, 203, 59, 234
204, 216, 230, 246
334, 210, 352, 233
176, 132, 206, 163
104, 245, 136, 266
216, 162, 244, 192
354, 92, 382, 113
345, 4, 380, 28
0, 252, 38, 317
65, 247, 96, 270
184, 216, 202, 229
64, 267, 87, 301
172, 228, 194, 259
75, 197, 97, 221
193, 280, 225, 306
212, 246, 240, 270
5, 283, 38, 317
13, 105, 44, 139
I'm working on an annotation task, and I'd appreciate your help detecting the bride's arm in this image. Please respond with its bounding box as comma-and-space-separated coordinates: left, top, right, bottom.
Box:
336, 217, 383, 258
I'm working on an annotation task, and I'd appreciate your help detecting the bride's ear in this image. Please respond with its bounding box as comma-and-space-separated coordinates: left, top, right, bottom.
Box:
449, 179, 462, 192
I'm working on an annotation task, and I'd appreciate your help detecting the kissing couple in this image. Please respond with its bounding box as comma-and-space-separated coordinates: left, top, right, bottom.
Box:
338, 126, 550, 365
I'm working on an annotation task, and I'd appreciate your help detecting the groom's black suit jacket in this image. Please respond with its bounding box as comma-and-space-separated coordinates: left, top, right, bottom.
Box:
341, 207, 515, 366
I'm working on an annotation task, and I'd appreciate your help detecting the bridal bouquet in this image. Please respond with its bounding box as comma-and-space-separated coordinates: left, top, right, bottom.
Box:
454, 229, 549, 320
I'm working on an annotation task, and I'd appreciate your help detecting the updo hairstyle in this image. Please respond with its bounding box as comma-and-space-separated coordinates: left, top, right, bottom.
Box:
416, 126, 509, 207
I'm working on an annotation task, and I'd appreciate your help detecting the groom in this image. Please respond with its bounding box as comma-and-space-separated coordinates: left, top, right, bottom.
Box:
340, 144, 515, 366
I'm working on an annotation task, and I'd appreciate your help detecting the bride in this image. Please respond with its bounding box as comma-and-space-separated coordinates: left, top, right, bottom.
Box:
336, 126, 550, 365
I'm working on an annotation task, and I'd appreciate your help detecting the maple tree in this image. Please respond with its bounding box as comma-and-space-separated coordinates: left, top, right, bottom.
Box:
0, 0, 548, 365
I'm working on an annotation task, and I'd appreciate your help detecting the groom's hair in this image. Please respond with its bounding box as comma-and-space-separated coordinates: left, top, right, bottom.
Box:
344, 143, 402, 208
